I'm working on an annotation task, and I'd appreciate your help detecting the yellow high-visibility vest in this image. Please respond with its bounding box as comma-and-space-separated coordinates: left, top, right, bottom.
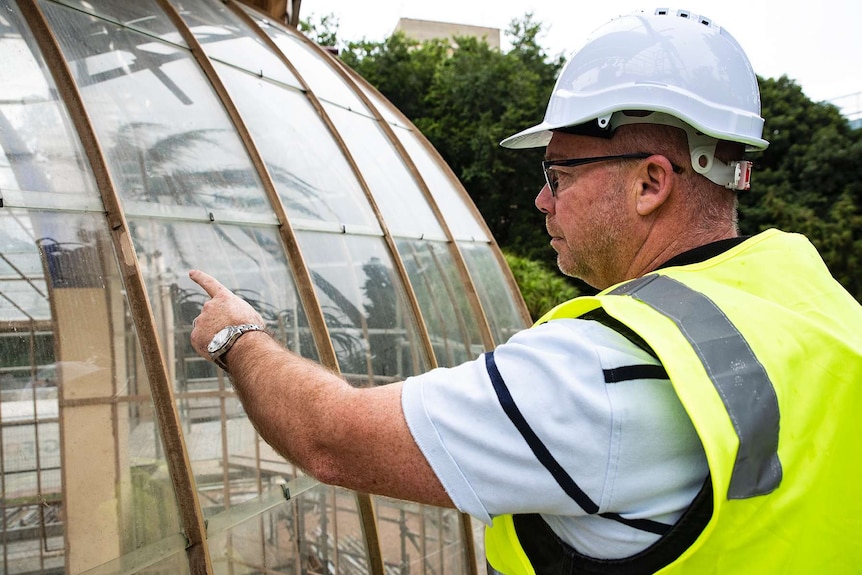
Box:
486, 229, 862, 574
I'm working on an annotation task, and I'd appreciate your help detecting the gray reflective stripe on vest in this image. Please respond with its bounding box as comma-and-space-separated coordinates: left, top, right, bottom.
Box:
609, 274, 782, 499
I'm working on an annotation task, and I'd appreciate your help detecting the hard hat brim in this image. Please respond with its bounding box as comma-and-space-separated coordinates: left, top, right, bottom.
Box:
500, 123, 553, 149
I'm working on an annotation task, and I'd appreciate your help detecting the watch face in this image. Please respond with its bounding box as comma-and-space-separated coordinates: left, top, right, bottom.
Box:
207, 327, 232, 353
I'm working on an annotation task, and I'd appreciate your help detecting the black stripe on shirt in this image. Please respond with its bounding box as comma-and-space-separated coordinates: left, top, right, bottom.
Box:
603, 364, 669, 383
485, 351, 598, 514
484, 351, 672, 536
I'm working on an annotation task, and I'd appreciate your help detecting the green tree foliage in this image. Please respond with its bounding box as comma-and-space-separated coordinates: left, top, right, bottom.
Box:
743, 76, 862, 299
298, 12, 340, 47
503, 251, 579, 321
341, 15, 564, 266
342, 32, 450, 121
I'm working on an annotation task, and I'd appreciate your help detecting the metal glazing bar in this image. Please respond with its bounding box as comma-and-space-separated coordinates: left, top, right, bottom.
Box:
357, 76, 532, 328
161, 2, 384, 573
340, 66, 506, 350
77, 472, 318, 575
226, 4, 402, 573
17, 1, 214, 572
156, 0, 338, 371
295, 32, 496, 574
238, 5, 440, 372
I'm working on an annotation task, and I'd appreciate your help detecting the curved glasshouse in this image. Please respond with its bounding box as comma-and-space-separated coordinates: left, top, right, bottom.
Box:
0, 1, 530, 573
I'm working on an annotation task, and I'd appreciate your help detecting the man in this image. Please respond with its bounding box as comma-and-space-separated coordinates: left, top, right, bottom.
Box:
191, 8, 862, 574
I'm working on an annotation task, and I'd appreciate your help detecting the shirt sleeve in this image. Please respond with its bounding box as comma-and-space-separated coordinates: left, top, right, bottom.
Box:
401, 318, 706, 526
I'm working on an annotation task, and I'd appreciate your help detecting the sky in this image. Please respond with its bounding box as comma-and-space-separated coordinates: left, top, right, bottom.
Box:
299, 0, 862, 118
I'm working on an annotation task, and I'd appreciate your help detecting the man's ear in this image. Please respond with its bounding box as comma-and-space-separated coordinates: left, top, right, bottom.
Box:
635, 155, 675, 216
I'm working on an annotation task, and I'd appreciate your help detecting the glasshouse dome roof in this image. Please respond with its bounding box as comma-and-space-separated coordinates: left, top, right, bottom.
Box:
0, 0, 529, 573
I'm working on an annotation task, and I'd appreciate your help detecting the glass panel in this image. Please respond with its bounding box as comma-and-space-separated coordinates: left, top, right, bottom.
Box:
1, 210, 183, 574
185, 396, 299, 527
0, 0, 99, 205
215, 62, 380, 231
167, 0, 301, 88
129, 219, 318, 394
298, 231, 430, 383
0, 216, 50, 324
396, 239, 485, 367
248, 10, 370, 112
353, 75, 411, 130
323, 103, 446, 240
41, 0, 270, 216
458, 242, 528, 345
348, 63, 488, 241
375, 497, 469, 575
393, 125, 489, 242
49, 0, 189, 46
206, 482, 369, 575
184, 393, 238, 513
130, 218, 316, 522
123, 398, 184, 557
140, 550, 192, 575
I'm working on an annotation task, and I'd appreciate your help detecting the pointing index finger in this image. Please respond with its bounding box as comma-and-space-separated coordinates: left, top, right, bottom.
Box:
189, 269, 229, 298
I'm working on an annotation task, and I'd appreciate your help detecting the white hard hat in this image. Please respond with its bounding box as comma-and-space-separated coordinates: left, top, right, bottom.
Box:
501, 8, 769, 189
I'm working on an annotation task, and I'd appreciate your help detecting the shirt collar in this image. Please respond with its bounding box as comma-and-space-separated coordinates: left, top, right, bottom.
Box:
657, 236, 749, 270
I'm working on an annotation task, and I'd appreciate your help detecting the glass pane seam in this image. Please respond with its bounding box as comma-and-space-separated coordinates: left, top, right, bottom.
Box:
290, 221, 384, 237
1, 191, 105, 212
205, 55, 307, 94
389, 232, 451, 243
22, 0, 214, 565
43, 0, 188, 49
315, 96, 380, 121
122, 207, 280, 227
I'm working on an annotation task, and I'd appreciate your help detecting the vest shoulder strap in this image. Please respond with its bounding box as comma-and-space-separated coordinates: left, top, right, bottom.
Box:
512, 476, 713, 575
579, 308, 658, 360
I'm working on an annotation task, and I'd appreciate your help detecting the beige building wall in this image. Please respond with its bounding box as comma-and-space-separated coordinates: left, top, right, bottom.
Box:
394, 17, 501, 49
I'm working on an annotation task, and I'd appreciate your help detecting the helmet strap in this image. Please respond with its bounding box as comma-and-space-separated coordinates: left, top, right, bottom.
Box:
609, 111, 752, 190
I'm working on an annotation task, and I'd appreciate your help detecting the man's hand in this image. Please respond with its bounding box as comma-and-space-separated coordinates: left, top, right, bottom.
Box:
188, 269, 265, 361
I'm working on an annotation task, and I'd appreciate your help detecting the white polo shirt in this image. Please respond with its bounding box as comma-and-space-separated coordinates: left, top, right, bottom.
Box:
401, 317, 709, 559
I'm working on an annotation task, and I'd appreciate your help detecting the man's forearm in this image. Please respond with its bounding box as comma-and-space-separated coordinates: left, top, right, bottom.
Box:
222, 330, 453, 506
188, 269, 453, 506
224, 330, 352, 476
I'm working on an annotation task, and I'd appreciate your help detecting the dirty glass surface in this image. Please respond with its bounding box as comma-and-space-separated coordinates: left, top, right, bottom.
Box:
166, 0, 301, 88
41, 0, 271, 218
207, 483, 370, 575
374, 497, 470, 575
392, 125, 490, 242
128, 217, 320, 539
355, 78, 489, 243
215, 62, 380, 232
323, 103, 446, 241
128, 219, 317, 389
248, 9, 369, 112
297, 230, 430, 383
459, 241, 528, 345
2, 2, 498, 572
0, 210, 182, 574
0, 0, 99, 209
46, 0, 188, 46
396, 239, 485, 367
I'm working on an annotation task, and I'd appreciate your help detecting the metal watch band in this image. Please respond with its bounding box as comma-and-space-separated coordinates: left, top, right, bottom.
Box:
211, 324, 264, 371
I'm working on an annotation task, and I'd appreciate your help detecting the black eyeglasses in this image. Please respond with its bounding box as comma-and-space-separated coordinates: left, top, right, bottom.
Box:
542, 153, 682, 196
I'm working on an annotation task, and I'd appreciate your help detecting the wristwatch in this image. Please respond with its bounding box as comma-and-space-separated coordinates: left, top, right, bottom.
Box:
207, 324, 264, 370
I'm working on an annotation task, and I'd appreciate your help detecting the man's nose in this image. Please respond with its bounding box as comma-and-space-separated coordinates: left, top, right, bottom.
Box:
535, 182, 554, 215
